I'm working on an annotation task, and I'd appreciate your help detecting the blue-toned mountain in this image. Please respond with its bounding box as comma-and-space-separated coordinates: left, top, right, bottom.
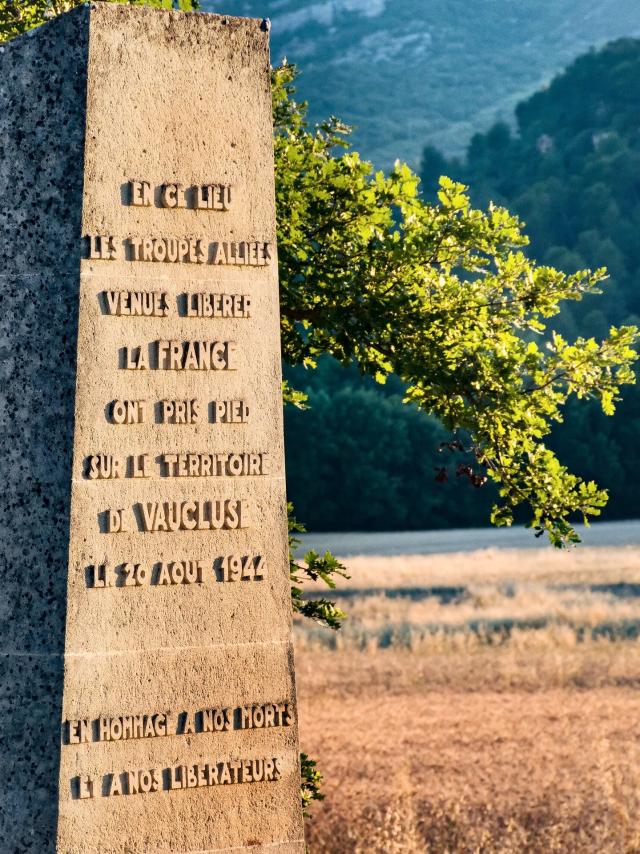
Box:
205, 0, 640, 168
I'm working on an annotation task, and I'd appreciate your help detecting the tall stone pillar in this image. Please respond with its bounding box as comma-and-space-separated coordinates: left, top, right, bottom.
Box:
0, 6, 304, 852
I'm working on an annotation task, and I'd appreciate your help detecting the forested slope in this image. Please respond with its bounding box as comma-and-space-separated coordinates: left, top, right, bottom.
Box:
207, 0, 640, 167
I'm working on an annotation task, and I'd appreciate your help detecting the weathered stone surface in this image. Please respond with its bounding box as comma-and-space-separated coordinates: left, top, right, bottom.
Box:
0, 5, 303, 852
0, 9, 89, 851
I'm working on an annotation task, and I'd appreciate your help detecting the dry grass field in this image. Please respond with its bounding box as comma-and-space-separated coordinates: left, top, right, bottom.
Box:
295, 545, 640, 853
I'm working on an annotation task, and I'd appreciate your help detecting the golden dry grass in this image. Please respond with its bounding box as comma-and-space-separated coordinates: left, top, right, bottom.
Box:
317, 545, 640, 591
295, 546, 640, 852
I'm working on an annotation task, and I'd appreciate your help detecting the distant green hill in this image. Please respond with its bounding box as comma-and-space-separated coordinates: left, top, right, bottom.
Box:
424, 37, 640, 523
284, 38, 640, 531
206, 0, 640, 168
427, 38, 640, 336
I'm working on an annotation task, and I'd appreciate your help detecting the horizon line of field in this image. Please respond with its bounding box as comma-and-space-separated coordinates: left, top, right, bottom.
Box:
297, 518, 640, 557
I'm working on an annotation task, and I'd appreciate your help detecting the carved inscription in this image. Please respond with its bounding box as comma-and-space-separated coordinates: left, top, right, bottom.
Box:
160, 399, 200, 424
103, 499, 250, 533
107, 399, 249, 425
88, 555, 265, 588
122, 340, 238, 371
101, 291, 251, 318
160, 452, 269, 477
86, 235, 272, 266
184, 293, 251, 318
138, 499, 248, 532
73, 757, 282, 800
212, 400, 249, 423
66, 702, 292, 743
85, 452, 268, 479
129, 180, 233, 211
67, 702, 291, 799
103, 290, 169, 317
110, 399, 147, 424
128, 237, 272, 266
74, 166, 290, 818
88, 234, 117, 260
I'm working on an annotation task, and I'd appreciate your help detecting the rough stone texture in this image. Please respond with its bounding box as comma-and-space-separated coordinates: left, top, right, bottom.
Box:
0, 9, 89, 851
1, 5, 303, 852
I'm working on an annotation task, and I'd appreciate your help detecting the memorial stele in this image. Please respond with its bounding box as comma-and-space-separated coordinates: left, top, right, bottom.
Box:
0, 4, 305, 852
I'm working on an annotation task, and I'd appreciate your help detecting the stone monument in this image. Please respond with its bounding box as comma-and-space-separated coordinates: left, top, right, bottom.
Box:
0, 5, 304, 851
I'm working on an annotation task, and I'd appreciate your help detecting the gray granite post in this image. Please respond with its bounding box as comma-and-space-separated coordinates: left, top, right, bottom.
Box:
0, 9, 89, 851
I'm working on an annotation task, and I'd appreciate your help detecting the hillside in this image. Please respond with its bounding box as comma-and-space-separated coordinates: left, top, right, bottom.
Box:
205, 0, 640, 167
427, 37, 640, 334
425, 38, 640, 523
